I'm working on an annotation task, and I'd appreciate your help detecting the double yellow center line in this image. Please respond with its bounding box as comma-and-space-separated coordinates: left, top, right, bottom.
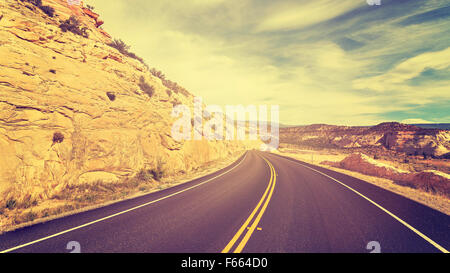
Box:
222, 156, 277, 253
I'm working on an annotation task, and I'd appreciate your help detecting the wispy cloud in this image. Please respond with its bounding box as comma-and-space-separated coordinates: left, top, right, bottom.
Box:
254, 0, 362, 32
89, 0, 450, 125
353, 47, 450, 92
402, 118, 433, 124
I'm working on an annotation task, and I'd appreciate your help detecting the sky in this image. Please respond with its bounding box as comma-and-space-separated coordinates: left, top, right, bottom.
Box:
87, 0, 450, 126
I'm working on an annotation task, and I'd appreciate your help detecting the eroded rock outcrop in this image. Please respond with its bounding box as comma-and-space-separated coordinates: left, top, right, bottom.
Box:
0, 0, 258, 212
281, 122, 450, 157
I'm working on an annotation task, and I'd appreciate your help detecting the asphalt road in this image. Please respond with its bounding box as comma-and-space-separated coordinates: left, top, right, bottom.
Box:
0, 151, 449, 253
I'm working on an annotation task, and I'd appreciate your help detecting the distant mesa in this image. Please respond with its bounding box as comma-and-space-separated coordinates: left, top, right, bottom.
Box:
280, 122, 450, 158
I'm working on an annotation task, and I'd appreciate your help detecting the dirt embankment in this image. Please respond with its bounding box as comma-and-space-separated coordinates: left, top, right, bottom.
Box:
322, 153, 450, 198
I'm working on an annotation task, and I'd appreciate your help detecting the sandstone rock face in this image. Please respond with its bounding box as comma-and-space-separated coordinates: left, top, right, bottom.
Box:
0, 0, 257, 206
281, 122, 450, 157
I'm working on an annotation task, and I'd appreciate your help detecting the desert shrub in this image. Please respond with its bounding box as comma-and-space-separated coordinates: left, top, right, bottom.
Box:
106, 92, 116, 101
162, 79, 190, 97
42, 209, 50, 218
125, 51, 145, 64
24, 211, 37, 222
150, 167, 164, 182
23, 0, 55, 17
21, 196, 38, 209
151, 160, 165, 182
59, 16, 89, 38
150, 68, 165, 80
53, 132, 64, 144
108, 39, 130, 54
49, 69, 56, 74
138, 76, 155, 97
107, 39, 148, 68
136, 169, 153, 182
136, 161, 165, 182
39, 5, 55, 17
78, 194, 97, 203
24, 0, 41, 6
6, 199, 16, 209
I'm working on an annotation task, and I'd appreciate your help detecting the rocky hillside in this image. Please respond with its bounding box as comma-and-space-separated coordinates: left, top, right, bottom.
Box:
280, 122, 450, 158
0, 0, 257, 217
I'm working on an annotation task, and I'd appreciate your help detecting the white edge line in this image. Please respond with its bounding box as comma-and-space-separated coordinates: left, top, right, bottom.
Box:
0, 152, 248, 253
273, 154, 449, 253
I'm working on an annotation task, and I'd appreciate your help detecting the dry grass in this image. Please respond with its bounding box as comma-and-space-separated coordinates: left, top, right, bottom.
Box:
274, 148, 450, 216
0, 151, 245, 234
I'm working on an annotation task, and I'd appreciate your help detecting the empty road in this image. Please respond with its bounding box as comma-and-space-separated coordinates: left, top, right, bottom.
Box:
0, 151, 449, 253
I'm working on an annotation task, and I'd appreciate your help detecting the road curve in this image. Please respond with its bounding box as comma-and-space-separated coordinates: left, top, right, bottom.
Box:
0, 150, 448, 253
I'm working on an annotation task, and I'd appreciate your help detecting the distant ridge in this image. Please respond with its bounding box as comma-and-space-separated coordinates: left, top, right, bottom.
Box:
279, 122, 450, 158
411, 124, 450, 130
280, 123, 450, 130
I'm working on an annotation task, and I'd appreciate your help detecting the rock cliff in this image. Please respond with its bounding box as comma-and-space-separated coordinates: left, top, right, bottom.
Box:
280, 122, 450, 158
0, 0, 256, 217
